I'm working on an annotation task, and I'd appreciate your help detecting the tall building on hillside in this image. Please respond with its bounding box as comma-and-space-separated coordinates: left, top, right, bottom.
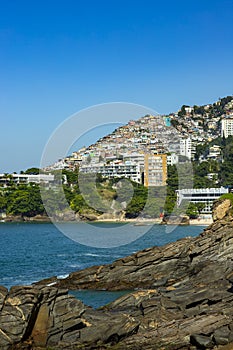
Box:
221, 117, 233, 138
144, 154, 167, 187
180, 137, 192, 159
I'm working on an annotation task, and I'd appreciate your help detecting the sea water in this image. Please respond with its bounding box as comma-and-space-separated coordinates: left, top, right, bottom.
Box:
0, 222, 205, 307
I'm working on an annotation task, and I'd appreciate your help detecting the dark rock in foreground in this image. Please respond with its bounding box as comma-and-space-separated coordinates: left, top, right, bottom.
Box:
0, 285, 139, 350
2, 199, 233, 349
54, 217, 233, 291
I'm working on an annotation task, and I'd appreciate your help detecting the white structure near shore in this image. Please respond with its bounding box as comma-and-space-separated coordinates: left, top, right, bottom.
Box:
176, 187, 228, 214
0, 173, 55, 186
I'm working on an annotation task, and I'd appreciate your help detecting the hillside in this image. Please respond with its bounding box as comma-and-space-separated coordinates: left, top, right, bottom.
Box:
171, 95, 233, 139
54, 95, 233, 170
2, 96, 233, 222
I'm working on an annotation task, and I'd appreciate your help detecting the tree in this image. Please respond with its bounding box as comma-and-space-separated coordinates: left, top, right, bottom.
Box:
62, 169, 79, 185
220, 161, 233, 186
63, 185, 75, 204
6, 185, 44, 217
0, 193, 6, 211
23, 167, 40, 175
164, 187, 177, 214
70, 194, 89, 213
186, 203, 198, 219
178, 105, 188, 117
125, 183, 148, 218
196, 202, 206, 214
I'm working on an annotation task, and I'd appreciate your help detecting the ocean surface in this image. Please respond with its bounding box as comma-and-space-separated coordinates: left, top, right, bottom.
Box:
0, 222, 205, 308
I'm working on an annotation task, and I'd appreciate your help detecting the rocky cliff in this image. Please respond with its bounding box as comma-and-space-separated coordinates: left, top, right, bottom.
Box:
2, 199, 233, 349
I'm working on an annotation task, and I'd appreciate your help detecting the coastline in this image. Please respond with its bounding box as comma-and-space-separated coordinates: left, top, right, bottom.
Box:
189, 218, 213, 225
0, 216, 213, 225
93, 218, 212, 225
1, 200, 232, 350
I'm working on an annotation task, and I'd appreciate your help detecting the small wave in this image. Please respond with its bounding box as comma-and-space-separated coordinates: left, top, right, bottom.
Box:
69, 264, 80, 268
84, 253, 101, 257
57, 274, 69, 279
56, 254, 67, 257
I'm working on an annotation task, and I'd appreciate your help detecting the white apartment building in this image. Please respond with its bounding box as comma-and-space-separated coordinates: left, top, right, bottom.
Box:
221, 117, 233, 138
176, 187, 228, 214
180, 137, 192, 159
79, 161, 142, 184
184, 106, 194, 114
207, 145, 221, 159
122, 152, 145, 167
167, 153, 179, 166
0, 173, 55, 186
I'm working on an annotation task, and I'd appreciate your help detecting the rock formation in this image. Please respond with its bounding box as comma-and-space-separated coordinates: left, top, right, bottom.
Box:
212, 198, 232, 221
2, 199, 233, 349
0, 285, 139, 350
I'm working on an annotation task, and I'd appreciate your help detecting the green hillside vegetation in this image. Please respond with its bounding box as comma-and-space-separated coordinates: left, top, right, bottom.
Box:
0, 184, 44, 217
219, 193, 233, 206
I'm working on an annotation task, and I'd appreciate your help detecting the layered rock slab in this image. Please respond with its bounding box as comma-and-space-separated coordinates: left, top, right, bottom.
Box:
0, 285, 139, 350
2, 200, 233, 349
53, 219, 233, 291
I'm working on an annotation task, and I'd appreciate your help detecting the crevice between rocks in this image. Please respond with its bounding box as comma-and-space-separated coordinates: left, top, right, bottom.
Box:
21, 292, 44, 342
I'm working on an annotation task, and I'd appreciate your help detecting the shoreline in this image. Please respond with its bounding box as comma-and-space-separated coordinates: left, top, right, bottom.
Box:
189, 218, 213, 225
0, 216, 213, 226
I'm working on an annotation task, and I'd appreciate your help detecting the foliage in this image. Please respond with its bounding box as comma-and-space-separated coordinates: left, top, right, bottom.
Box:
23, 167, 40, 175
0, 193, 6, 210
6, 184, 44, 217
125, 183, 148, 218
219, 193, 233, 205
62, 169, 79, 185
193, 105, 205, 115
178, 105, 189, 117
70, 194, 90, 213
186, 202, 199, 219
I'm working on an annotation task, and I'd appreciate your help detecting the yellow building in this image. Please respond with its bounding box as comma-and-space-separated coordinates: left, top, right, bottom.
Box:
144, 154, 167, 187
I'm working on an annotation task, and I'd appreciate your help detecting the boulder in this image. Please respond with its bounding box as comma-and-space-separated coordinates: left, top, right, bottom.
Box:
212, 198, 232, 221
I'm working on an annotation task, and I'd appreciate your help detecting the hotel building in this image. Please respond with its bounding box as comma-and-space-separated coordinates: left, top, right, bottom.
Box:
176, 187, 228, 214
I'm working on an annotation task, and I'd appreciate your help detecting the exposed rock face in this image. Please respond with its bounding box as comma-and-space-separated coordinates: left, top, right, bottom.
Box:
54, 218, 233, 291
162, 214, 190, 225
0, 285, 138, 350
212, 198, 232, 221
2, 201, 233, 349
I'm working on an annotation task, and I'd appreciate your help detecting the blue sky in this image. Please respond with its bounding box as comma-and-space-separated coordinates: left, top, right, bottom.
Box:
0, 0, 233, 172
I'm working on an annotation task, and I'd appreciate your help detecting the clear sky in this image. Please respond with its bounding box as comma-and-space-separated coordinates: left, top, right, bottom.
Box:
0, 0, 233, 172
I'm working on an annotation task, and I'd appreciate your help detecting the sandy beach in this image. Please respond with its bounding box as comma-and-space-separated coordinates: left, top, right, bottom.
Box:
95, 217, 213, 226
